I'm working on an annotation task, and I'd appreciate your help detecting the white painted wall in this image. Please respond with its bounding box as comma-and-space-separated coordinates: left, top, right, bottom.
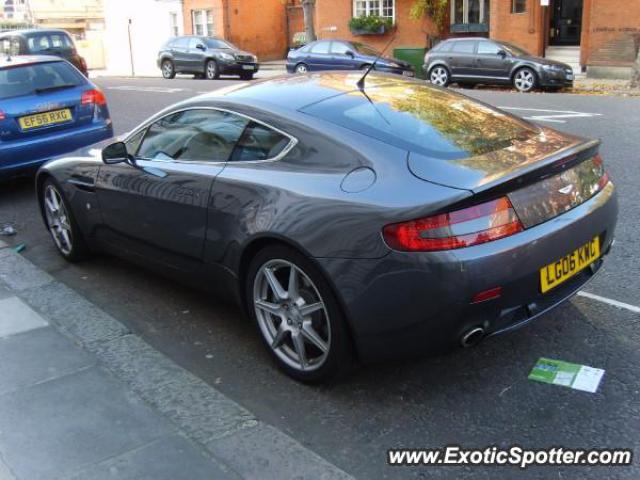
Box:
104, 0, 183, 76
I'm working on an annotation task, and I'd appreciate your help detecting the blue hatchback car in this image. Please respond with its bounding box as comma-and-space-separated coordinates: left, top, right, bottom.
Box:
286, 39, 414, 76
0, 55, 113, 179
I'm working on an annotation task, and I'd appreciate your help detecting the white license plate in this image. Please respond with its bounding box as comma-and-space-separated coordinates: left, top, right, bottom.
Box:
242, 65, 254, 70
402, 71, 415, 77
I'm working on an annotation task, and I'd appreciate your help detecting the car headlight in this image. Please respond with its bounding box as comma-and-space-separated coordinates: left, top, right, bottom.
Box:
542, 64, 562, 71
219, 52, 235, 61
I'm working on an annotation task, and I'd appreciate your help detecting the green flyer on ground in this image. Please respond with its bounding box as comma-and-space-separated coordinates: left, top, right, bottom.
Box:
529, 358, 605, 393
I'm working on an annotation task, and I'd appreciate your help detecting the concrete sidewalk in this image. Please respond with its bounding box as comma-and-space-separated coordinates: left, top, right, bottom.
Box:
0, 241, 352, 480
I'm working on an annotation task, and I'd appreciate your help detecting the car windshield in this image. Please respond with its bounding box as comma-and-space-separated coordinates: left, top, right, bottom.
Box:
206, 38, 236, 49
501, 42, 530, 57
0, 61, 84, 100
352, 42, 381, 57
26, 32, 75, 53
301, 78, 536, 159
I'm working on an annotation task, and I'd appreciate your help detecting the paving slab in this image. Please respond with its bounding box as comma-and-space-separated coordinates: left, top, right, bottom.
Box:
0, 326, 94, 395
0, 366, 171, 480
63, 434, 239, 480
0, 250, 53, 291
0, 296, 48, 338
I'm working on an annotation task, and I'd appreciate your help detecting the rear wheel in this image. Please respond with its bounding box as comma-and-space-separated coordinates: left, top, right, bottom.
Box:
294, 63, 308, 74
41, 179, 90, 262
161, 59, 175, 79
246, 245, 352, 383
513, 67, 537, 92
429, 66, 450, 87
205, 60, 219, 80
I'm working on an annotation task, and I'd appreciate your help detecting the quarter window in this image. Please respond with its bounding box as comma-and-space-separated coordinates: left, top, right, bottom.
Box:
512, 0, 526, 13
353, 0, 395, 22
230, 122, 290, 162
192, 9, 214, 36
137, 110, 249, 163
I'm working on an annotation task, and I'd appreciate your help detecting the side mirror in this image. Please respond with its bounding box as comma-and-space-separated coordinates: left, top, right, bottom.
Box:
345, 50, 354, 57
196, 43, 206, 51
497, 49, 507, 57
102, 141, 131, 165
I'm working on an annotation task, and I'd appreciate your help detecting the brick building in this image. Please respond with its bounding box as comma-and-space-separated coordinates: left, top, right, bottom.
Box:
182, 0, 295, 60
314, 0, 640, 78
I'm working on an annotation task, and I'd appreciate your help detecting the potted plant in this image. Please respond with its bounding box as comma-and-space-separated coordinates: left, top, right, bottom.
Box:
348, 15, 394, 35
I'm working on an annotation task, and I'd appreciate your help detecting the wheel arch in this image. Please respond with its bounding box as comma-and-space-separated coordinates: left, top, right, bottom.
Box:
510, 63, 538, 82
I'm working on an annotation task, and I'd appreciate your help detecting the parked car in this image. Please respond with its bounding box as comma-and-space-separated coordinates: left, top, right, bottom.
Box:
0, 56, 112, 180
287, 39, 415, 76
158, 36, 259, 80
36, 73, 616, 382
424, 37, 574, 92
0, 29, 88, 76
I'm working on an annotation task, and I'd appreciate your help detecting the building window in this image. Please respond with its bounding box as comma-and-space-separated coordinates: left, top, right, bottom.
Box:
512, 0, 526, 13
450, 0, 489, 28
353, 0, 395, 22
170, 13, 179, 37
192, 9, 214, 36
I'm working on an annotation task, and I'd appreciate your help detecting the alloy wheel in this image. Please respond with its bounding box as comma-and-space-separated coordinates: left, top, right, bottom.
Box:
253, 259, 331, 372
430, 67, 449, 86
295, 63, 308, 74
162, 61, 174, 79
514, 69, 535, 92
206, 61, 218, 79
44, 185, 73, 256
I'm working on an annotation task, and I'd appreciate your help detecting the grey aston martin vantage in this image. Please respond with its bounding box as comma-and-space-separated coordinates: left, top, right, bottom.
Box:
36, 72, 617, 382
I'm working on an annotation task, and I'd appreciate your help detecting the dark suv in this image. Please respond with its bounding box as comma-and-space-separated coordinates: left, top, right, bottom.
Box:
158, 36, 259, 80
423, 38, 574, 92
0, 29, 88, 76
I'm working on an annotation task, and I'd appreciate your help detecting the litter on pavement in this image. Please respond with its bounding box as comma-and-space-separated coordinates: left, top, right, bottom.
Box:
529, 357, 605, 393
0, 225, 16, 236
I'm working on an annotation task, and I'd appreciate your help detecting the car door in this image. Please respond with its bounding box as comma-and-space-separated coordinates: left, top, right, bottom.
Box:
186, 37, 206, 72
306, 41, 333, 70
475, 41, 512, 80
329, 41, 357, 70
448, 40, 477, 77
171, 37, 191, 70
95, 108, 249, 271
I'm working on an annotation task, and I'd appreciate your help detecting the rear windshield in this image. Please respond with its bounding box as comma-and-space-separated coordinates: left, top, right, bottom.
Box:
26, 32, 75, 53
301, 82, 536, 159
0, 61, 85, 100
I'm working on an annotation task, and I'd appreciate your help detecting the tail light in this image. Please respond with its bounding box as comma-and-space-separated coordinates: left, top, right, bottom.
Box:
81, 89, 107, 106
383, 197, 524, 252
592, 154, 610, 191
0, 110, 5, 121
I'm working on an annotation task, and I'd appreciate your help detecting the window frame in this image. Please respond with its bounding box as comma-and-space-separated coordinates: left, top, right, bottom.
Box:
169, 12, 180, 37
124, 107, 298, 166
450, 0, 488, 25
352, 0, 395, 23
511, 0, 527, 14
191, 9, 214, 36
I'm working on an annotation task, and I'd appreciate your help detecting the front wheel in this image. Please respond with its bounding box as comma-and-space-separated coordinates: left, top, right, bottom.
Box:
246, 245, 352, 383
513, 68, 537, 92
41, 179, 90, 262
429, 66, 450, 87
161, 59, 175, 79
205, 60, 219, 80
294, 63, 308, 74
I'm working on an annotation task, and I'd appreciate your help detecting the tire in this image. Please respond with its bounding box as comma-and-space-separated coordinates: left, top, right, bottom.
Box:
294, 63, 309, 74
246, 245, 352, 383
41, 178, 90, 262
161, 59, 175, 79
240, 72, 254, 80
513, 67, 537, 92
205, 59, 220, 80
429, 65, 450, 87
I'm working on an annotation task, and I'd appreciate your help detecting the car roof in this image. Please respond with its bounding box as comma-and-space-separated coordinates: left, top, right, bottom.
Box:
0, 54, 64, 69
0, 28, 71, 37
197, 71, 403, 111
441, 37, 491, 42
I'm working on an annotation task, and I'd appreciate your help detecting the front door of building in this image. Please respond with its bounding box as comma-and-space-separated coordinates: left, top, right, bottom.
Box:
550, 0, 583, 45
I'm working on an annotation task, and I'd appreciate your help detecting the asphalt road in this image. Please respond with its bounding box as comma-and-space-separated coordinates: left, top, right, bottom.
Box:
1, 76, 639, 480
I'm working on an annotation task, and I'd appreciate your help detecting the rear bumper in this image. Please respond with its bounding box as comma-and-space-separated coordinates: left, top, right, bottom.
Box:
316, 182, 618, 362
0, 121, 113, 179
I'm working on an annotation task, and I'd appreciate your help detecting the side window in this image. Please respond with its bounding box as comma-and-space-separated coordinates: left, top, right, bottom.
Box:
188, 38, 202, 50
137, 109, 249, 163
0, 38, 9, 55
174, 37, 189, 49
230, 122, 291, 162
10, 37, 21, 55
434, 41, 452, 53
451, 41, 476, 54
310, 41, 330, 54
477, 41, 501, 55
331, 42, 351, 55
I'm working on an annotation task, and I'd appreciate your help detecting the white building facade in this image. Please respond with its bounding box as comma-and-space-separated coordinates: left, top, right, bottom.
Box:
104, 0, 183, 76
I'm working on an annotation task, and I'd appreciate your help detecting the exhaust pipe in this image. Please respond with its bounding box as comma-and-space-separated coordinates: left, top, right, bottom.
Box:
460, 327, 485, 348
